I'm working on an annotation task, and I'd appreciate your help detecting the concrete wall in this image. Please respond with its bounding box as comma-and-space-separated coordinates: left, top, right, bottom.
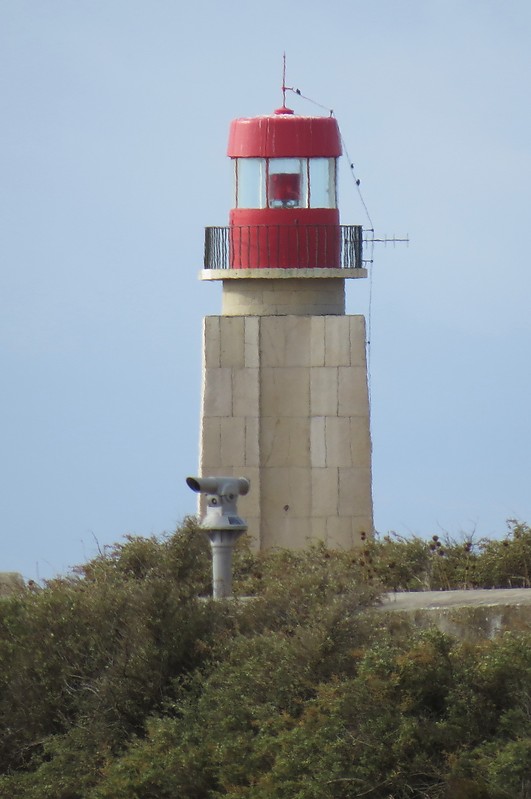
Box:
379, 589, 531, 640
200, 313, 373, 550
0, 572, 25, 597
222, 278, 345, 316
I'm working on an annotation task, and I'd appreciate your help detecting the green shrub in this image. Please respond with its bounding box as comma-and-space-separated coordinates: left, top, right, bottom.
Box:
0, 521, 530, 798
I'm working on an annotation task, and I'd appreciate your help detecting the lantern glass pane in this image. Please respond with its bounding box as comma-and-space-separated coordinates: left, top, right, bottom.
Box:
309, 158, 336, 208
235, 158, 266, 208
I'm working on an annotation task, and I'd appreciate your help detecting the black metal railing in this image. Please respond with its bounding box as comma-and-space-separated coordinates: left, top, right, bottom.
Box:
204, 224, 363, 270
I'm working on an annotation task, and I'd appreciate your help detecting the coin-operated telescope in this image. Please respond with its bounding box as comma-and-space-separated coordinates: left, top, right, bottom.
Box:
186, 476, 250, 599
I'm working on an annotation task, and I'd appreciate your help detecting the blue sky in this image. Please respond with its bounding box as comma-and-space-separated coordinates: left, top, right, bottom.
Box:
2, 0, 531, 579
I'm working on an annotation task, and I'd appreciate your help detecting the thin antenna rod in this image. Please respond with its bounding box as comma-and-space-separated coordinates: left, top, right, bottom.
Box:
282, 52, 287, 107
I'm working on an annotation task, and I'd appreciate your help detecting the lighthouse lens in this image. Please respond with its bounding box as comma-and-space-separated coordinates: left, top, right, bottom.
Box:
268, 158, 307, 209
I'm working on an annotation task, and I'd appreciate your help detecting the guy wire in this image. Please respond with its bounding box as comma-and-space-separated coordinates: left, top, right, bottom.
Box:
286, 85, 376, 400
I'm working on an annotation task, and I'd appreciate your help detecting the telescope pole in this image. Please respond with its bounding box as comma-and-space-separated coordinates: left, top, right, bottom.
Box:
205, 529, 244, 599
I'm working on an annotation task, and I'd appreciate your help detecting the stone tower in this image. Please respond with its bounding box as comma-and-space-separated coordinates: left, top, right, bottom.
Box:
197, 102, 373, 550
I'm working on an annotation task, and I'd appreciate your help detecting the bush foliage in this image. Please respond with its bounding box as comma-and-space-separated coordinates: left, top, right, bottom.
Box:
0, 520, 529, 798
359, 520, 531, 591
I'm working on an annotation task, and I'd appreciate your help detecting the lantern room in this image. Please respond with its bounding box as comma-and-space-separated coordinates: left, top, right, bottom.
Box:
227, 107, 343, 269
232, 156, 337, 210
202, 104, 366, 277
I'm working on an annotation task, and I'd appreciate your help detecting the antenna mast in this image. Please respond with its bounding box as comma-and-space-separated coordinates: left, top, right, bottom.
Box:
282, 52, 287, 106
280, 52, 294, 111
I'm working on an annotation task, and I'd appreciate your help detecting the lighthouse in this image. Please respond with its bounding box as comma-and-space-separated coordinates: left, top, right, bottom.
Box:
198, 97, 373, 550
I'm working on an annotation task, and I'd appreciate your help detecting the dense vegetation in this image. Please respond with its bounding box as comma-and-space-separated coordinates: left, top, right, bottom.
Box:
0, 521, 530, 798
359, 520, 531, 592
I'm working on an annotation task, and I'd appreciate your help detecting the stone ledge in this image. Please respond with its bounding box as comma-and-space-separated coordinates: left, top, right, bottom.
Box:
200, 268, 367, 280
377, 589, 531, 641
380, 587, 531, 611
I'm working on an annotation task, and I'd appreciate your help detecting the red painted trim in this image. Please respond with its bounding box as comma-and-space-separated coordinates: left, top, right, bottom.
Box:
228, 209, 341, 269
230, 208, 339, 227
227, 114, 342, 158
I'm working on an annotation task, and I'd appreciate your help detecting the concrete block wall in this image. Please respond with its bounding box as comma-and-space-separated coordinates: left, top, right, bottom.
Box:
199, 313, 373, 550
222, 278, 345, 316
